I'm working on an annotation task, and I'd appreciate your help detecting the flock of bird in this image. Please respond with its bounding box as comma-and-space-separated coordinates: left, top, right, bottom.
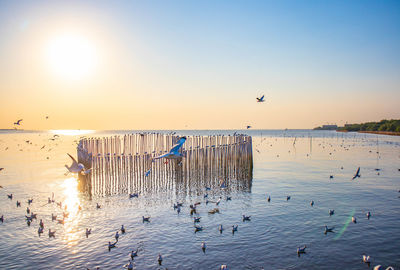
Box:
1, 116, 399, 269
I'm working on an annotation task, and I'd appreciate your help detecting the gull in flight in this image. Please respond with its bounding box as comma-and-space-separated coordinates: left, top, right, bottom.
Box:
14, 119, 23, 125
256, 95, 265, 102
145, 137, 187, 176
65, 153, 90, 175
352, 167, 361, 180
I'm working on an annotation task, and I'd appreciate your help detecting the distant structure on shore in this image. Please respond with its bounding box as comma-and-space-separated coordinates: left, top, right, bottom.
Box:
313, 124, 338, 130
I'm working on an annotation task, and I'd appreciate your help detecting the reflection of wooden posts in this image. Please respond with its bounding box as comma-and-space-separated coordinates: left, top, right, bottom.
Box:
77, 134, 253, 195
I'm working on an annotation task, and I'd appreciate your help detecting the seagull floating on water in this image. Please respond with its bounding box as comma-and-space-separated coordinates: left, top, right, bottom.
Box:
129, 193, 138, 198
158, 254, 162, 265
232, 225, 238, 233
201, 241, 206, 252
48, 229, 56, 238
324, 225, 334, 234
297, 245, 306, 254
363, 255, 371, 264
130, 249, 138, 259
352, 216, 357, 223
242, 215, 251, 221
194, 225, 203, 232
108, 241, 117, 250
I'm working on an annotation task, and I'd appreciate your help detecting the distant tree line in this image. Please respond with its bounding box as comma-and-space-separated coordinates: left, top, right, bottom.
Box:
337, 119, 400, 132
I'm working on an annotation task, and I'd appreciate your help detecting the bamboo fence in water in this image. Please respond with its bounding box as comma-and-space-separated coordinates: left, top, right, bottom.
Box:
77, 133, 253, 195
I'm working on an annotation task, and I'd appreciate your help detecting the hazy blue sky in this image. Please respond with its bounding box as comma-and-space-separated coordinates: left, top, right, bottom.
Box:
0, 0, 399, 129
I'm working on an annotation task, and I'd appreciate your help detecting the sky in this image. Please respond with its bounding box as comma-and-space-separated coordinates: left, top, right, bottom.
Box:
0, 0, 399, 130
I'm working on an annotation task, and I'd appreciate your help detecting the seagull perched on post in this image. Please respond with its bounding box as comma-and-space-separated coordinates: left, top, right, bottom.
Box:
145, 137, 187, 176
256, 95, 265, 102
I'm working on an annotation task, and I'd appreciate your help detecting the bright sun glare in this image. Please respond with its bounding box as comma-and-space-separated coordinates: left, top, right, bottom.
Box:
46, 34, 96, 80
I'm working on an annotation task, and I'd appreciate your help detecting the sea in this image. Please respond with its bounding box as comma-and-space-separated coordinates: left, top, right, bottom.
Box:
0, 129, 399, 269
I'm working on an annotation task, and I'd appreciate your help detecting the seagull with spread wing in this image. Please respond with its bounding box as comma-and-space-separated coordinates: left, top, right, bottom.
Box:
145, 136, 187, 176
256, 95, 265, 102
14, 119, 23, 125
65, 153, 85, 174
352, 167, 361, 180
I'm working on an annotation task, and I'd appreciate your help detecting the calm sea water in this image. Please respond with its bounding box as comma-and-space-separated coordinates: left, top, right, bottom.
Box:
0, 130, 399, 270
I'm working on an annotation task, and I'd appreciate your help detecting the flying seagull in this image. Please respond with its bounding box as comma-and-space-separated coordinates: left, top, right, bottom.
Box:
256, 95, 265, 102
145, 137, 186, 176
352, 167, 361, 180
65, 153, 85, 173
14, 119, 23, 125
153, 136, 186, 160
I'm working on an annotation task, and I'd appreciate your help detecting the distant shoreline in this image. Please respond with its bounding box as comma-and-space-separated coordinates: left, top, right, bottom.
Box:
337, 130, 400, 136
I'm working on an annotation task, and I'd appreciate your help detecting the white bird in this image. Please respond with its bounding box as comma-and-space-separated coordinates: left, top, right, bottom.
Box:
201, 241, 206, 252
65, 153, 85, 173
363, 255, 371, 263
256, 95, 265, 102
146, 137, 187, 176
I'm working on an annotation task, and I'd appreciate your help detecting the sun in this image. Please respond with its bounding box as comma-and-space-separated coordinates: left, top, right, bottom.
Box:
45, 34, 97, 81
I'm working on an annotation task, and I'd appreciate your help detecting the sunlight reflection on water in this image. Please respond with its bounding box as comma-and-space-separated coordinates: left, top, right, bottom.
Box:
61, 177, 81, 250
